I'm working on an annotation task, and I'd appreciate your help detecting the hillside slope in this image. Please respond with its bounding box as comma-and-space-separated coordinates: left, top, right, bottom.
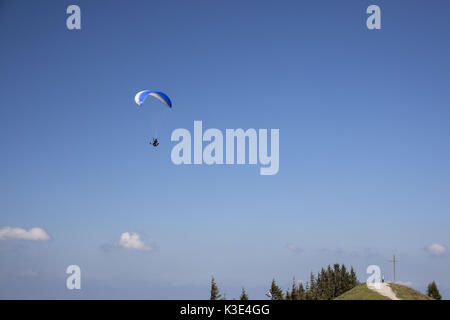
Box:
388, 283, 433, 300
335, 283, 432, 300
335, 283, 390, 300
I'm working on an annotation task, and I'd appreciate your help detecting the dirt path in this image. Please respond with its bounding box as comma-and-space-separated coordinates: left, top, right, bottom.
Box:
367, 282, 400, 300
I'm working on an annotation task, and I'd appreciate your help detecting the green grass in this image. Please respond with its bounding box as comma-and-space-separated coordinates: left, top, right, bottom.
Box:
388, 283, 433, 300
335, 283, 390, 300
335, 283, 433, 300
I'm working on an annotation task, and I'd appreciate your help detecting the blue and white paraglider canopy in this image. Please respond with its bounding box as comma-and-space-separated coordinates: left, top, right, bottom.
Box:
134, 90, 172, 108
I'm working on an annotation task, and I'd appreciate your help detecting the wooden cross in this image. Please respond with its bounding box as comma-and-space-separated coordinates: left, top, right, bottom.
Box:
389, 255, 399, 283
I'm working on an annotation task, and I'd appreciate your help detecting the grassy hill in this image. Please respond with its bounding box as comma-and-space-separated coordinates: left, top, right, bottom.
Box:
335, 283, 432, 300
388, 283, 433, 300
335, 283, 390, 300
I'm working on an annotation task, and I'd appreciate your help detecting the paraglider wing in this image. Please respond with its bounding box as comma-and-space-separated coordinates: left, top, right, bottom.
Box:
134, 90, 172, 108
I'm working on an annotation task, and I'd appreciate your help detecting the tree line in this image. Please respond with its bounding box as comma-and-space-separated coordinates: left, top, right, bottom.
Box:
211, 263, 359, 300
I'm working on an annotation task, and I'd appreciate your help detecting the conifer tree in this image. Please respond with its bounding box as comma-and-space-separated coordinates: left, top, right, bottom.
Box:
427, 281, 442, 300
297, 282, 305, 300
304, 281, 314, 300
326, 265, 335, 298
285, 290, 291, 300
269, 279, 284, 300
316, 268, 327, 299
291, 277, 299, 300
333, 264, 341, 297
340, 264, 350, 294
309, 272, 317, 299
240, 287, 249, 300
350, 266, 358, 287
210, 276, 222, 300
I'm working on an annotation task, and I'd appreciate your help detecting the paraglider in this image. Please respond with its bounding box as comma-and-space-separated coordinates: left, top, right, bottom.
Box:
134, 90, 172, 146
134, 90, 172, 109
150, 138, 159, 147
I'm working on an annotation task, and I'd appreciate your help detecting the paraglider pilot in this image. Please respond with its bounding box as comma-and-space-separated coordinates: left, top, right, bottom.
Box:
151, 138, 159, 147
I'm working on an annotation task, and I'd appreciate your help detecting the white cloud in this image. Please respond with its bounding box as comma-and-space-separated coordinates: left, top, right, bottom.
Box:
0, 227, 50, 241
286, 243, 303, 253
19, 269, 38, 277
116, 232, 152, 251
426, 243, 447, 256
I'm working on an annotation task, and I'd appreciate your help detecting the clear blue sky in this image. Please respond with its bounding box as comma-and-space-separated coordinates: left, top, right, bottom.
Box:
1, 0, 449, 299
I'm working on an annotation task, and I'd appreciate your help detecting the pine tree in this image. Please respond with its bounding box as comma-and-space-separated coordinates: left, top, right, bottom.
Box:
309, 272, 317, 299
269, 279, 284, 300
210, 276, 222, 300
333, 264, 341, 297
291, 277, 299, 300
316, 267, 327, 299
240, 287, 249, 300
326, 265, 335, 298
427, 281, 442, 300
297, 282, 305, 300
285, 290, 291, 300
340, 264, 350, 294
349, 266, 358, 287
